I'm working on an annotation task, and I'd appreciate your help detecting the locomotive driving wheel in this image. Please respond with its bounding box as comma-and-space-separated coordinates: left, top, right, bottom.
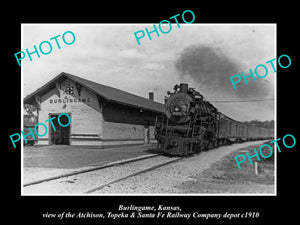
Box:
200, 130, 216, 151
201, 137, 210, 151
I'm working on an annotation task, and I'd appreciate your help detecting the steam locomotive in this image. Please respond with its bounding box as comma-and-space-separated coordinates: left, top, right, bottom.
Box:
154, 83, 273, 156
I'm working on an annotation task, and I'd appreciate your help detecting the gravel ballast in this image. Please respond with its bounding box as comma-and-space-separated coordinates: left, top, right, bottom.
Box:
23, 140, 273, 195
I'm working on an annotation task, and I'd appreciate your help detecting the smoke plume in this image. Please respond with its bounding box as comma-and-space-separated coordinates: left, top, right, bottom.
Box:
175, 45, 270, 99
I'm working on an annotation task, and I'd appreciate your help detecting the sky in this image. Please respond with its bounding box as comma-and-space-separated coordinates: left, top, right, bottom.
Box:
22, 24, 276, 121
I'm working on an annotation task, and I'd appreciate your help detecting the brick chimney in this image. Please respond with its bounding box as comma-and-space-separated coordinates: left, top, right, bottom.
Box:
149, 92, 154, 101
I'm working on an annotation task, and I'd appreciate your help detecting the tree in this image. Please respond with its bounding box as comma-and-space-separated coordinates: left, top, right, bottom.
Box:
243, 120, 274, 128
24, 104, 38, 124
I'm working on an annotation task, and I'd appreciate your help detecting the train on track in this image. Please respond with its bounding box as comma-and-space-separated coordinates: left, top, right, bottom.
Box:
154, 83, 274, 156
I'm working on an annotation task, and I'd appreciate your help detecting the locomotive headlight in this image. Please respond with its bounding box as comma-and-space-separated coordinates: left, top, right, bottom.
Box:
174, 105, 181, 112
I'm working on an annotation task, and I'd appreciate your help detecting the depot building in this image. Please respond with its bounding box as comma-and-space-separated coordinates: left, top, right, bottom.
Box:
24, 72, 164, 146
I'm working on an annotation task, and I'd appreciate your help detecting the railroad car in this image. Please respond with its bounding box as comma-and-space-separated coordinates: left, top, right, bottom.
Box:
154, 83, 274, 156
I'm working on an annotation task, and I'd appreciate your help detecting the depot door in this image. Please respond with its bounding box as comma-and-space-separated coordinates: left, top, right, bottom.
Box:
49, 113, 70, 145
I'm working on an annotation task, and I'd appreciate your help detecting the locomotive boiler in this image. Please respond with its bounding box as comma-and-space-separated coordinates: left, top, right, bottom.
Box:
154, 83, 274, 156
154, 83, 218, 156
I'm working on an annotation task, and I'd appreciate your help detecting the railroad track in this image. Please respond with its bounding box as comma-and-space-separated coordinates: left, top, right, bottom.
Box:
23, 154, 160, 187
83, 157, 181, 194
23, 154, 181, 194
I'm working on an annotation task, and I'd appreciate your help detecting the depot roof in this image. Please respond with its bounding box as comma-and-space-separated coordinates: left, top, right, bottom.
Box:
24, 72, 165, 114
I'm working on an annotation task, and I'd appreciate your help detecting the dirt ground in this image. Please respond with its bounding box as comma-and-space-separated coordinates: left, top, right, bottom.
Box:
177, 142, 275, 194
94, 141, 275, 195
23, 141, 275, 195
24, 144, 158, 169
23, 144, 158, 184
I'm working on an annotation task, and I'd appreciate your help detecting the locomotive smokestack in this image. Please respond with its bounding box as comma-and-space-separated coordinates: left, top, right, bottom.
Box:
180, 83, 188, 93
149, 92, 154, 101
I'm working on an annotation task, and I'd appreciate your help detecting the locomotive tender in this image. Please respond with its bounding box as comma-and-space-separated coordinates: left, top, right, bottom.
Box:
154, 83, 274, 156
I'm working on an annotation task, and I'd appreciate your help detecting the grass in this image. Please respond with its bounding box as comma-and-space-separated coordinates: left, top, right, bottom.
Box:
218, 142, 274, 185
178, 141, 275, 193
